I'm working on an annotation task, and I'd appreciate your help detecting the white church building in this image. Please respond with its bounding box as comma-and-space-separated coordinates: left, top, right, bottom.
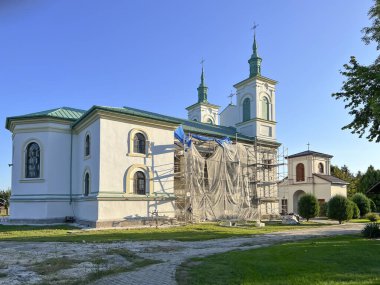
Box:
7, 33, 284, 226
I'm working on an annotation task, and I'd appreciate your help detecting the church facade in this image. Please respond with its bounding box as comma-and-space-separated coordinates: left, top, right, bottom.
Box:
6, 33, 281, 226
278, 150, 348, 215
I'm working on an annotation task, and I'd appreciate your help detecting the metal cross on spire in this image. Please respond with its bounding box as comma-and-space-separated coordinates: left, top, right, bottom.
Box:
251, 22, 259, 35
228, 90, 235, 105
307, 142, 310, 151
200, 58, 205, 68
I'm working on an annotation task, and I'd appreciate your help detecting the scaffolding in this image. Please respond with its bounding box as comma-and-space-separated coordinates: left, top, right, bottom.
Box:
174, 138, 287, 223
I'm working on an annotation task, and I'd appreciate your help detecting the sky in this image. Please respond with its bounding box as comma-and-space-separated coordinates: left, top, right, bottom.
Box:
0, 0, 378, 189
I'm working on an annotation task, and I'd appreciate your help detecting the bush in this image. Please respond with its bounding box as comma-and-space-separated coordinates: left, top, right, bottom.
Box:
0, 189, 11, 210
319, 202, 328, 217
298, 194, 319, 221
327, 195, 353, 224
361, 223, 380, 238
351, 193, 371, 217
349, 200, 360, 219
365, 212, 379, 222
369, 199, 377, 212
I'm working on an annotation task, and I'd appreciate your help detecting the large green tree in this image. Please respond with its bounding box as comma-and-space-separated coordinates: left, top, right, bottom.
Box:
357, 165, 380, 193
332, 0, 380, 142
331, 165, 359, 197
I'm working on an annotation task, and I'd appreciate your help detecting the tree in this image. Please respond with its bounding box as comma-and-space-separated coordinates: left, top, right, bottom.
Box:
332, 0, 380, 142
298, 194, 319, 221
331, 165, 359, 197
0, 189, 11, 209
328, 195, 353, 224
357, 165, 380, 193
351, 193, 371, 217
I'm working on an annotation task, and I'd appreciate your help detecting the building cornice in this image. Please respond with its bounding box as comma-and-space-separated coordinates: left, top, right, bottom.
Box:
6, 118, 73, 133
233, 75, 278, 89
186, 102, 220, 111
235, 117, 277, 127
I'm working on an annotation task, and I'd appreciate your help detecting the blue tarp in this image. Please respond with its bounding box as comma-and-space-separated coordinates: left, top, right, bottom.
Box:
174, 125, 232, 148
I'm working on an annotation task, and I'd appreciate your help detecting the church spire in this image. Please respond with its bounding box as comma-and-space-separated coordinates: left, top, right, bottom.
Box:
248, 24, 262, 77
197, 61, 208, 103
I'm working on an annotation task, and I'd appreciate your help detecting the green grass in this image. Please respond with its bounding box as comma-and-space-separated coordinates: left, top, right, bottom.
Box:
349, 218, 372, 223
75, 249, 160, 285
31, 257, 81, 275
177, 235, 380, 285
0, 222, 329, 242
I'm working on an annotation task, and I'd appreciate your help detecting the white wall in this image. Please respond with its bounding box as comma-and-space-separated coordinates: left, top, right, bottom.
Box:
188, 104, 219, 125
220, 104, 238, 127
72, 119, 101, 222
97, 118, 176, 221
10, 122, 74, 221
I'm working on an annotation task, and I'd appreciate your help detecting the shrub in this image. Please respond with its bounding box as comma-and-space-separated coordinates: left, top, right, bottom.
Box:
361, 223, 380, 238
298, 194, 319, 221
327, 195, 353, 224
0, 189, 11, 210
319, 202, 328, 217
365, 212, 379, 222
351, 193, 371, 217
369, 199, 377, 212
349, 200, 360, 219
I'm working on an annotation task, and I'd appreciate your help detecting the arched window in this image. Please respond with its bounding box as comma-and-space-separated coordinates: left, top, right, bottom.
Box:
296, 163, 305, 182
207, 118, 213, 124
134, 171, 146, 195
25, 142, 40, 178
84, 172, 90, 196
243, 98, 251, 122
318, 163, 324, 174
133, 133, 146, 154
85, 134, 90, 157
262, 97, 270, 120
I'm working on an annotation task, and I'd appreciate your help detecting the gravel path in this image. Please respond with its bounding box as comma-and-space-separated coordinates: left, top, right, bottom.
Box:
93, 223, 363, 285
0, 223, 364, 285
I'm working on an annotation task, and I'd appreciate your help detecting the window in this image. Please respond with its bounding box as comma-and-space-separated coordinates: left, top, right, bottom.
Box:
85, 134, 90, 157
243, 98, 251, 121
84, 172, 90, 196
134, 171, 146, 195
281, 199, 288, 215
318, 163, 324, 173
25, 142, 40, 178
207, 118, 213, 124
296, 163, 305, 182
263, 159, 272, 170
262, 97, 270, 120
133, 133, 146, 154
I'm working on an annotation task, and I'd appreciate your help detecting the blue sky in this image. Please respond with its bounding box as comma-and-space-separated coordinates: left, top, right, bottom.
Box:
0, 0, 378, 189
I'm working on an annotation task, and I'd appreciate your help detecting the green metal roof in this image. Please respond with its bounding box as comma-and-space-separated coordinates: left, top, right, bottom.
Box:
5, 107, 86, 129
7, 105, 281, 145
72, 105, 254, 142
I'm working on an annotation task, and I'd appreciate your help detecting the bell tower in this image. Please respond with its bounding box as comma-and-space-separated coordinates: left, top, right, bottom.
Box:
233, 30, 277, 142
186, 62, 220, 124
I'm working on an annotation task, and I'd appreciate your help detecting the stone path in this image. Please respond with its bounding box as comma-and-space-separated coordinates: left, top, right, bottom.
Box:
91, 223, 363, 285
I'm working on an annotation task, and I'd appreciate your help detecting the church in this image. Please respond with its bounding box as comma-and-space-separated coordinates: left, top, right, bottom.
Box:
6, 33, 282, 227
278, 150, 348, 215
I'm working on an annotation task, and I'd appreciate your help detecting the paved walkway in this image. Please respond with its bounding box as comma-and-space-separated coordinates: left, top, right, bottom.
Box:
91, 223, 363, 285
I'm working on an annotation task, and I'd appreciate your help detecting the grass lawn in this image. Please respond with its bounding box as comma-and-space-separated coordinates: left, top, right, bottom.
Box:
176, 235, 380, 285
349, 218, 372, 223
0, 222, 329, 243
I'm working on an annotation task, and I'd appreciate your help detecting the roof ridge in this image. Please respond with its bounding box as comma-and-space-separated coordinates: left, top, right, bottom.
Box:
120, 105, 237, 131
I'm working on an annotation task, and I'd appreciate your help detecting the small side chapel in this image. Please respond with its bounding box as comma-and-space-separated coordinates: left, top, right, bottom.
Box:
278, 150, 348, 215
6, 30, 282, 226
